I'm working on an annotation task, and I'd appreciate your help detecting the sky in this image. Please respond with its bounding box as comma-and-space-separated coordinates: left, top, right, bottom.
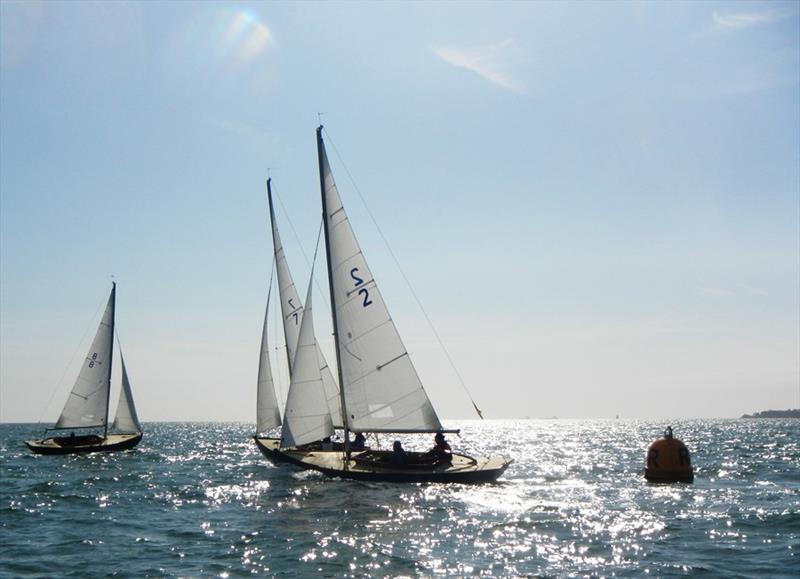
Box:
1, 1, 798, 423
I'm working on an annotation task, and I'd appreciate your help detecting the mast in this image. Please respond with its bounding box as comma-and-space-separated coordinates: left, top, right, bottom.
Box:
267, 178, 294, 378
317, 125, 350, 457
104, 282, 116, 438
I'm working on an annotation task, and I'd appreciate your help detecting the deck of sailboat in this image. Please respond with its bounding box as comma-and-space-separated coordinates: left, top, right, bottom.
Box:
25, 432, 142, 455
254, 437, 511, 483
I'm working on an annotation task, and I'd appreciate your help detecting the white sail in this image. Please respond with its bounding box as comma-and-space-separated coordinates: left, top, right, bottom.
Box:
270, 183, 304, 368
256, 275, 282, 433
55, 285, 116, 429
316, 341, 343, 428
280, 276, 335, 447
268, 181, 343, 427
112, 351, 141, 433
318, 132, 442, 433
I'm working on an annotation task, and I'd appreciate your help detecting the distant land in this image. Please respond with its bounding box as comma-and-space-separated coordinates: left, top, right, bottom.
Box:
741, 409, 800, 419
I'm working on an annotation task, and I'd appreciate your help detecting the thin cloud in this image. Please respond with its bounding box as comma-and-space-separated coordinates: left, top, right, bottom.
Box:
712, 8, 794, 32
698, 285, 768, 298
208, 118, 279, 153
431, 39, 524, 93
739, 284, 768, 296
699, 287, 738, 297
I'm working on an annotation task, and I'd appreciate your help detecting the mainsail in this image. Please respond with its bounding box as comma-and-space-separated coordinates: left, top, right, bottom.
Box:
280, 276, 335, 447
267, 179, 343, 427
55, 284, 116, 429
256, 271, 282, 433
317, 128, 442, 433
111, 351, 142, 434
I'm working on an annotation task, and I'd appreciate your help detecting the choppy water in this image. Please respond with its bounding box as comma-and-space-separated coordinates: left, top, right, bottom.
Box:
1, 420, 798, 577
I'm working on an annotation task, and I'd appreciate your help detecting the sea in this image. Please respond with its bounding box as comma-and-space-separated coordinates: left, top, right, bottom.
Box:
1, 420, 797, 577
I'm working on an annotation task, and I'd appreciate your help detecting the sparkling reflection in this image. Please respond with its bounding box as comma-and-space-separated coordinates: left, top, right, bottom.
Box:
1, 420, 797, 576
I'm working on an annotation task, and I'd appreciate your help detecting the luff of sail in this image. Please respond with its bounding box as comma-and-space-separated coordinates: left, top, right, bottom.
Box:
269, 180, 304, 369
318, 129, 442, 433
112, 351, 142, 434
256, 273, 282, 433
55, 284, 116, 429
279, 275, 335, 447
268, 179, 343, 428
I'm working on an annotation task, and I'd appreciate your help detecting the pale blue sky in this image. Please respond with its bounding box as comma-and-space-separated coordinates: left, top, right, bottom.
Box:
1, 1, 798, 422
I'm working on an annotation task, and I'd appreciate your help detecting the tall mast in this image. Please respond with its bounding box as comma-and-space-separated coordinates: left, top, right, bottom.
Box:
104, 282, 116, 439
266, 178, 294, 378
316, 125, 350, 457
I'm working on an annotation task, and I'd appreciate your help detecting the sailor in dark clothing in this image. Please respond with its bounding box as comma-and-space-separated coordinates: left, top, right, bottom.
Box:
432, 432, 452, 464
389, 440, 408, 465
352, 432, 366, 450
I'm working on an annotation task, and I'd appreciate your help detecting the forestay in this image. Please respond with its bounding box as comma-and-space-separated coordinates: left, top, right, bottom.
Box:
268, 180, 343, 428
55, 285, 116, 429
319, 135, 442, 433
256, 275, 282, 433
112, 352, 142, 433
280, 277, 335, 447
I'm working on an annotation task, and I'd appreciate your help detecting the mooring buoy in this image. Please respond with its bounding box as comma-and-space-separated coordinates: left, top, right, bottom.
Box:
645, 425, 694, 482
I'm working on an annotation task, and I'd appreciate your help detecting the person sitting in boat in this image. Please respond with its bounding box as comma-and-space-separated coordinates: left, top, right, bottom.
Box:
352, 432, 366, 450
321, 436, 333, 451
389, 440, 408, 465
431, 432, 452, 464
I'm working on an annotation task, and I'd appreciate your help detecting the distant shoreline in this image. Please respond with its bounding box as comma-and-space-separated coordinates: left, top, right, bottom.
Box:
741, 409, 800, 419
3, 414, 800, 424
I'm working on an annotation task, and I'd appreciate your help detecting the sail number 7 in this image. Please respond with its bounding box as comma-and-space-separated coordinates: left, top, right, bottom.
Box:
350, 268, 373, 308
287, 298, 300, 325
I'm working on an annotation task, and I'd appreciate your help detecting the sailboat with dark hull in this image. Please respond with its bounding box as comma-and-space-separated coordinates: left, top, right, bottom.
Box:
258, 128, 511, 483
253, 178, 344, 462
26, 283, 143, 455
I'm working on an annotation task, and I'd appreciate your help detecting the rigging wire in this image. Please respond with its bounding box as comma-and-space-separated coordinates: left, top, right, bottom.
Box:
36, 287, 109, 424
311, 217, 324, 274
273, 191, 334, 320
322, 127, 485, 420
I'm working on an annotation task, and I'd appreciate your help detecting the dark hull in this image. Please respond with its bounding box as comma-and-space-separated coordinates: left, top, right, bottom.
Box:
645, 468, 694, 483
26, 433, 142, 455
253, 436, 296, 464
254, 437, 511, 484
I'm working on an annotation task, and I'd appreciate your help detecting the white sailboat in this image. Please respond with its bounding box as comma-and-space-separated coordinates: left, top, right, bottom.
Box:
258, 127, 511, 483
26, 283, 143, 455
254, 178, 345, 461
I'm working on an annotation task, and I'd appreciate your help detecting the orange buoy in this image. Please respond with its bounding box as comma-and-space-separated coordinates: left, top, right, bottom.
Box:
644, 426, 694, 482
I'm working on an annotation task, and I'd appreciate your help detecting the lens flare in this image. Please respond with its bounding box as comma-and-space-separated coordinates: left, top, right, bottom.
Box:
173, 7, 273, 72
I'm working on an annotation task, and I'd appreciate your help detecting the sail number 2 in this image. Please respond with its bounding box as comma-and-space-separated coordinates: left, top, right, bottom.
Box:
350, 268, 373, 308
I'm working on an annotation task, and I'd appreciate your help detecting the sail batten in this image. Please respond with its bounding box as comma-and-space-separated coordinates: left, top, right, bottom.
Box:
318, 129, 442, 434
55, 286, 116, 430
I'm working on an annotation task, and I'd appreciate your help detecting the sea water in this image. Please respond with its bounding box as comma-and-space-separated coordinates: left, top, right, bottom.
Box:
1, 420, 797, 577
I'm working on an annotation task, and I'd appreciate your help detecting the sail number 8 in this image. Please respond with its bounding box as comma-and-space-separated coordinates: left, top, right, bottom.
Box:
350, 268, 373, 308
88, 352, 98, 368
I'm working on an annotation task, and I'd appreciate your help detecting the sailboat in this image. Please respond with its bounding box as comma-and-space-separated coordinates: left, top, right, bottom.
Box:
254, 178, 344, 463
26, 283, 143, 455
259, 127, 511, 483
